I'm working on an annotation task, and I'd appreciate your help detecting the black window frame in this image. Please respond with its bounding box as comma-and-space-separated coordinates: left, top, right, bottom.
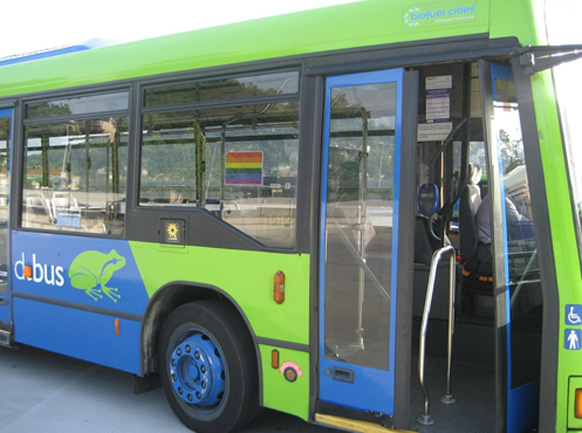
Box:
20, 87, 132, 237
134, 67, 303, 251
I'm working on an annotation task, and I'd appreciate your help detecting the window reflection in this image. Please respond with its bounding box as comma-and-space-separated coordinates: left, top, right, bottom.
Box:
139, 102, 299, 248
144, 71, 299, 108
27, 92, 129, 119
492, 77, 542, 389
23, 118, 128, 234
324, 82, 396, 370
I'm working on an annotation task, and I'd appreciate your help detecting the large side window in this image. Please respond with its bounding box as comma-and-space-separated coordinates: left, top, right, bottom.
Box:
139, 71, 300, 248
22, 92, 129, 235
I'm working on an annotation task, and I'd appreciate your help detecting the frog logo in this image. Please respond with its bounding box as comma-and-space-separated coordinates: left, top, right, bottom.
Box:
68, 250, 126, 303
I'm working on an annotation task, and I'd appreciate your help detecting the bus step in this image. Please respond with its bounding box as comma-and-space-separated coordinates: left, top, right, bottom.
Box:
0, 329, 12, 347
315, 414, 414, 433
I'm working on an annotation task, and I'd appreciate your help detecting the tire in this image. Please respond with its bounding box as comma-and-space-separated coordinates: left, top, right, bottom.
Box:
158, 300, 258, 433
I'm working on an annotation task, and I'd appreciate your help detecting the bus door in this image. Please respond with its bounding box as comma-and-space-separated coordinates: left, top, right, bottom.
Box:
479, 61, 543, 433
0, 108, 12, 338
319, 69, 417, 426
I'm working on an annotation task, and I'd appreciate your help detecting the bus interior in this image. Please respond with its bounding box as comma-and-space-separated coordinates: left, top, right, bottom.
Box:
408, 60, 541, 431
411, 61, 507, 432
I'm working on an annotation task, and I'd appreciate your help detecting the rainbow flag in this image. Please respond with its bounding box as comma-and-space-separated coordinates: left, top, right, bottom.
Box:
225, 151, 263, 185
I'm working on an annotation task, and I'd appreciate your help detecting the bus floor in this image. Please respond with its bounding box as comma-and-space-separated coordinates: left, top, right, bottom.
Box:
408, 318, 496, 433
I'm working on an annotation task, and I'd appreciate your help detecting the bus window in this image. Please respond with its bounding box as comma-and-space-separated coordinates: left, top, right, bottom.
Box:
143, 70, 298, 108
26, 91, 129, 119
139, 71, 300, 249
22, 92, 129, 235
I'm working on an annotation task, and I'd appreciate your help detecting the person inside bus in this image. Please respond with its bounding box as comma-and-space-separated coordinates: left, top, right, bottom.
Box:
475, 194, 528, 244
474, 193, 528, 274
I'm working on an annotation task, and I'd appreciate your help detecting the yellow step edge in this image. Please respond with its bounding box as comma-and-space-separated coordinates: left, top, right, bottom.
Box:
315, 413, 415, 433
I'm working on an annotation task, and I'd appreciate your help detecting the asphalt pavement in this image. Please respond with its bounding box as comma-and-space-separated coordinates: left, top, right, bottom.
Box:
0, 344, 340, 433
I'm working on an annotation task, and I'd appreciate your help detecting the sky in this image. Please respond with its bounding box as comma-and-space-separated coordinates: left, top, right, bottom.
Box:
0, 0, 357, 59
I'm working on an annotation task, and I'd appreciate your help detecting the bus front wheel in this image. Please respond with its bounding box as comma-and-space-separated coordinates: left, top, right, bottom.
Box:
158, 300, 258, 433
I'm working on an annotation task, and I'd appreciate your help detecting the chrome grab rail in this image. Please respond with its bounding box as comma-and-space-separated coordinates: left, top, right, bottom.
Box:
418, 245, 457, 426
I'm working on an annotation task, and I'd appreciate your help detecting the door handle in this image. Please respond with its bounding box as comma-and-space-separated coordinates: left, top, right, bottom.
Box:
332, 367, 354, 383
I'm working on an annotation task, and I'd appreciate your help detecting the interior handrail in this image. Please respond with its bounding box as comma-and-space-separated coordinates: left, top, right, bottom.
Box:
418, 245, 457, 426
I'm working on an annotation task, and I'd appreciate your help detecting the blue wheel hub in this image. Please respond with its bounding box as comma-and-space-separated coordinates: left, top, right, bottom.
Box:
169, 332, 225, 407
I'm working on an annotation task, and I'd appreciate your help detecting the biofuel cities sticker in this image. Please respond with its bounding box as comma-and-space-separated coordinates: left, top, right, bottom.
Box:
403, 0, 476, 28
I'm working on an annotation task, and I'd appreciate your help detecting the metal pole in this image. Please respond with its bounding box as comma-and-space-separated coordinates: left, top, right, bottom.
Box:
220, 126, 225, 208
441, 252, 457, 404
355, 113, 369, 348
418, 245, 456, 425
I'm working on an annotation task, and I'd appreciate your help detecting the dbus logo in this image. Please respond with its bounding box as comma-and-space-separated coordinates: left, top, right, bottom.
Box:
13, 249, 126, 303
14, 253, 65, 287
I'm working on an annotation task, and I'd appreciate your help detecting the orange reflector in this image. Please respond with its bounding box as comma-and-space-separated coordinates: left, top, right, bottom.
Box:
114, 318, 120, 336
576, 389, 582, 418
274, 271, 285, 304
23, 265, 32, 279
271, 350, 280, 369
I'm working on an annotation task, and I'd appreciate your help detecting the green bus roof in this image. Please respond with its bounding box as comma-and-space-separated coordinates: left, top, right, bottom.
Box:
0, 0, 543, 98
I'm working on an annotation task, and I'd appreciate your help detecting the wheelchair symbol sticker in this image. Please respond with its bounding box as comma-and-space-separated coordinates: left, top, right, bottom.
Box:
566, 329, 582, 350
566, 304, 582, 326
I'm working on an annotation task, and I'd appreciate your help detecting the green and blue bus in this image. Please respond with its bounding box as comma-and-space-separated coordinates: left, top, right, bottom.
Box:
0, 1, 580, 432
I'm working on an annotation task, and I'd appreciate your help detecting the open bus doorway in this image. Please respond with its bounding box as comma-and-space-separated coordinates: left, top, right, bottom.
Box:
316, 60, 543, 432
409, 61, 543, 433
0, 109, 11, 342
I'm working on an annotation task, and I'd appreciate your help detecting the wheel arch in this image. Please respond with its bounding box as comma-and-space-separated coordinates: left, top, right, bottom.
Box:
140, 281, 259, 377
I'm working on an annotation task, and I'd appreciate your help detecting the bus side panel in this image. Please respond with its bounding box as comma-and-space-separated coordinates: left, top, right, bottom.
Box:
129, 241, 311, 346
13, 297, 141, 373
130, 242, 312, 418
11, 232, 149, 315
11, 231, 149, 373
259, 345, 310, 420
531, 71, 582, 432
